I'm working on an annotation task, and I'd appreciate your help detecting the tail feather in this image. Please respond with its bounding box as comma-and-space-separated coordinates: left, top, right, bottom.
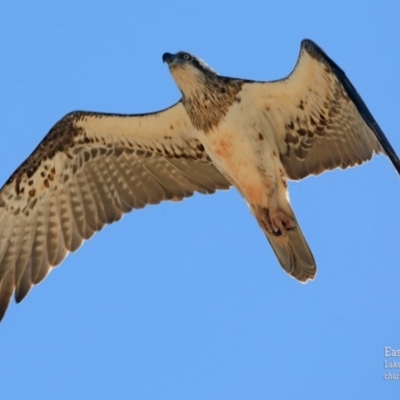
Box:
264, 215, 316, 283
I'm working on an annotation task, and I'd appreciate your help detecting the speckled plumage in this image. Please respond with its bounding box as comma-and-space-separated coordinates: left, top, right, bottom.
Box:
0, 40, 399, 322
164, 41, 400, 283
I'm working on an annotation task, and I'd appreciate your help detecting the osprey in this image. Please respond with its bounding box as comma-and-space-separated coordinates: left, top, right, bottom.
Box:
0, 39, 398, 322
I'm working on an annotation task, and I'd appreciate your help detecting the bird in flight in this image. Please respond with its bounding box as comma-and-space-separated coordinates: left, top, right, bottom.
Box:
0, 39, 398, 322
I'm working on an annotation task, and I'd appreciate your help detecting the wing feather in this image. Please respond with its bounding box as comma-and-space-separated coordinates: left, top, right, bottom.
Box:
0, 217, 16, 276
75, 169, 101, 232
105, 156, 149, 209
14, 210, 39, 300
46, 194, 62, 266
164, 158, 221, 190
0, 217, 24, 280
15, 259, 33, 303
0, 270, 14, 320
31, 206, 50, 284
57, 186, 77, 251
142, 161, 192, 198
69, 175, 90, 241
80, 168, 109, 226
85, 160, 124, 222
105, 158, 138, 211
0, 101, 230, 321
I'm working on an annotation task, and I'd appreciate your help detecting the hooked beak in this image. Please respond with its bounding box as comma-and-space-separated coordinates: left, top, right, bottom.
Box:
162, 52, 175, 64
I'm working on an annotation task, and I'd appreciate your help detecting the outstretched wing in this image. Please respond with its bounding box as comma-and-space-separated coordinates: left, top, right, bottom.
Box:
0, 102, 230, 321
251, 39, 400, 180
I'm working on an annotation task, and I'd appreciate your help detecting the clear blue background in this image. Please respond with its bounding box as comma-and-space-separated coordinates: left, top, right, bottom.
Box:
1, 1, 399, 399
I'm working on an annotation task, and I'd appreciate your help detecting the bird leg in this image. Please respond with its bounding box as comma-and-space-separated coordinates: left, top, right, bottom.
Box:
254, 205, 295, 236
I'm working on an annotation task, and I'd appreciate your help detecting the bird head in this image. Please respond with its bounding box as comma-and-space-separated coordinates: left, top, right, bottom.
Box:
162, 51, 217, 97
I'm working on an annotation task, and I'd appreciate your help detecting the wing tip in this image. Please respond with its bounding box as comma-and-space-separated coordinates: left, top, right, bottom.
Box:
300, 39, 322, 57
300, 39, 344, 73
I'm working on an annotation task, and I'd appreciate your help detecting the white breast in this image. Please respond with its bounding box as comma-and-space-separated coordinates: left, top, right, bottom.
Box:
196, 97, 281, 205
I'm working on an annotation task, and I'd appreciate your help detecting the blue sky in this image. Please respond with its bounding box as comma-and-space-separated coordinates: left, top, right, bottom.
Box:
1, 1, 400, 399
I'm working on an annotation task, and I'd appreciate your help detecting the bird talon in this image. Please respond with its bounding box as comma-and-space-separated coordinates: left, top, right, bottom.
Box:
255, 206, 295, 236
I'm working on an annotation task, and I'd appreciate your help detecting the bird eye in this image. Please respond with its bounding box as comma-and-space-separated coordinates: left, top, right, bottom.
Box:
182, 53, 191, 61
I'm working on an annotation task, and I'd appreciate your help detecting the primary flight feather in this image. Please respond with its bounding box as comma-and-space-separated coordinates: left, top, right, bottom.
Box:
0, 39, 398, 322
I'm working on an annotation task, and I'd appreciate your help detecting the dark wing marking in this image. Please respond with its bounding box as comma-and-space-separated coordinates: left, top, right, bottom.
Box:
0, 102, 230, 321
252, 39, 400, 180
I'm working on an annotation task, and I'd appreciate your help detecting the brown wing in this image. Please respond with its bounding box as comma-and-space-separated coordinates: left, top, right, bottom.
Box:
250, 39, 400, 180
0, 102, 230, 321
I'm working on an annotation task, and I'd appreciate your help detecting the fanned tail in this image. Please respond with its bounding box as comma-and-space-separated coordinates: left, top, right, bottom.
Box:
262, 209, 316, 282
